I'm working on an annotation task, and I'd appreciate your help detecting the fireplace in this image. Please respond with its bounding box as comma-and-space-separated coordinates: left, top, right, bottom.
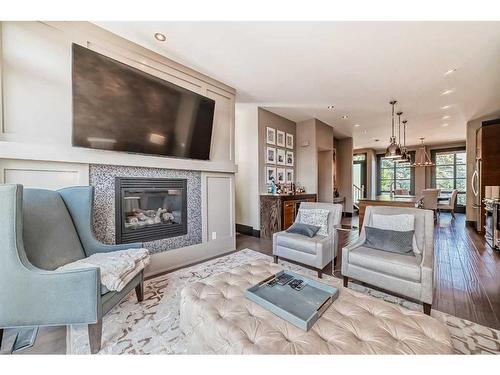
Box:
115, 177, 188, 244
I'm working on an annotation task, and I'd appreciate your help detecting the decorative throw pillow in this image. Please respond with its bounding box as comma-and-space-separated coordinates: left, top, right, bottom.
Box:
364, 226, 415, 256
286, 222, 321, 238
297, 209, 330, 236
371, 213, 420, 254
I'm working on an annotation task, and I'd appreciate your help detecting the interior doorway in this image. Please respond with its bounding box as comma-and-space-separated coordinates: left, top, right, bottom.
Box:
353, 153, 367, 203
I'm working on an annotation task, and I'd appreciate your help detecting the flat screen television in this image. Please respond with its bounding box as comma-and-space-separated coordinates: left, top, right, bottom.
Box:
72, 44, 215, 160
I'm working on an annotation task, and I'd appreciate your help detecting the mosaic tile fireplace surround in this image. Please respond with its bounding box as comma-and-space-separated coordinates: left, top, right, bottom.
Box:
89, 164, 202, 254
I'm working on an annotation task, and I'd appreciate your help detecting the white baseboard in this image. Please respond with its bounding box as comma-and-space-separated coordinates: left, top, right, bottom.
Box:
145, 236, 236, 278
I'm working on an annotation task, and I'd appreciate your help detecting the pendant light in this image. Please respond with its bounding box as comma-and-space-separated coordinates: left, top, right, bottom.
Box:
398, 119, 411, 164
412, 138, 435, 167
384, 100, 402, 159
397, 110, 403, 149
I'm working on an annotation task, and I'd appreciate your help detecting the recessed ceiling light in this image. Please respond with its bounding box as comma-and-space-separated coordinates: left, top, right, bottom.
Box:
441, 89, 454, 96
442, 115, 451, 120
327, 105, 334, 110
354, 124, 360, 127
441, 105, 452, 110
374, 138, 380, 142
341, 115, 348, 119
442, 123, 449, 127
154, 33, 167, 42
444, 68, 457, 76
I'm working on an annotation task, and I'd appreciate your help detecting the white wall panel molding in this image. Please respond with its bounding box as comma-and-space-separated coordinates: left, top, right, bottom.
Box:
201, 172, 235, 244
0, 22, 3, 136
0, 21, 236, 169
0, 159, 89, 190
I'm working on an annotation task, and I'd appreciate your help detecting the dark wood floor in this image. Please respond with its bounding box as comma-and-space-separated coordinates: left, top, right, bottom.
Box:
3, 212, 499, 354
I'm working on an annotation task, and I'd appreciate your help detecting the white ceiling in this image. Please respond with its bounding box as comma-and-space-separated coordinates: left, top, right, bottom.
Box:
95, 21, 500, 149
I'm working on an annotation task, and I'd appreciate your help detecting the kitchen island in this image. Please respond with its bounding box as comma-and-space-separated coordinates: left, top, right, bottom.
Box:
357, 195, 421, 231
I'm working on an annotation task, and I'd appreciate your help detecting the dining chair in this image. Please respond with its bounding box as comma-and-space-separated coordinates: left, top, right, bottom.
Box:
437, 189, 458, 218
421, 189, 440, 218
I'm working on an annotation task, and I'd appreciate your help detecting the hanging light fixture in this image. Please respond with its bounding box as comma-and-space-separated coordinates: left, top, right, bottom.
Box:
398, 119, 411, 164
384, 100, 402, 159
412, 138, 435, 167
397, 110, 403, 149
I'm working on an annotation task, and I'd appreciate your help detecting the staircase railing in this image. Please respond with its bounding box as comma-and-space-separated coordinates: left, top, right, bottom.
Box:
353, 184, 365, 207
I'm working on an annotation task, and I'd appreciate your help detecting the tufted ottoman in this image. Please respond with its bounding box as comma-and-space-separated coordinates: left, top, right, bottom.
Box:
179, 260, 453, 354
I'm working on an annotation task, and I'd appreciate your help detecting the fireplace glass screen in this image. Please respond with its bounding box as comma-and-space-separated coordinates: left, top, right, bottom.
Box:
115, 178, 187, 243
124, 189, 183, 229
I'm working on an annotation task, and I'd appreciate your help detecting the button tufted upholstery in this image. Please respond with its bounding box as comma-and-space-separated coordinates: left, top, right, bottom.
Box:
179, 260, 453, 354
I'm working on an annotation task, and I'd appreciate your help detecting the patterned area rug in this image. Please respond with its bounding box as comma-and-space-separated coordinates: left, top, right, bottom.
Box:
67, 249, 500, 354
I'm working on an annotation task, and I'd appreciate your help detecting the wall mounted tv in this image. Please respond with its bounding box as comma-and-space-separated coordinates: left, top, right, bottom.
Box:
72, 44, 215, 160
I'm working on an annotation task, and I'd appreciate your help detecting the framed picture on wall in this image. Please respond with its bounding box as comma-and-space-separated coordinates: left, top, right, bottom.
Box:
277, 168, 286, 183
266, 127, 276, 145
266, 147, 276, 164
266, 166, 277, 183
276, 130, 285, 147
277, 148, 286, 165
286, 169, 294, 184
286, 133, 294, 149
285, 150, 294, 166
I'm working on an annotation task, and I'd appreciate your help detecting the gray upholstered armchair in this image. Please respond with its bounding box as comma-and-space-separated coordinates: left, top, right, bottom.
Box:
273, 202, 343, 278
341, 206, 434, 314
0, 184, 144, 353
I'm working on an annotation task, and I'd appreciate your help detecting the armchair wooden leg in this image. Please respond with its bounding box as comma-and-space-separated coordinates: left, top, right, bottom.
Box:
343, 276, 349, 288
135, 281, 144, 302
423, 303, 432, 316
88, 319, 102, 354
273, 255, 278, 264
317, 269, 322, 279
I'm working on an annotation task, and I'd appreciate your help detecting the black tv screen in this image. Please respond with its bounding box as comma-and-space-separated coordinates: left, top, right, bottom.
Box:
72, 44, 215, 160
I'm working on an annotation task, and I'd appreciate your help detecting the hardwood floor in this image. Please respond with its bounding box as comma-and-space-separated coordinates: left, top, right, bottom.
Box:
2, 212, 499, 354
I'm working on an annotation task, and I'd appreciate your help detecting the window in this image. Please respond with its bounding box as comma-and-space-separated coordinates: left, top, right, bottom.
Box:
377, 153, 415, 195
432, 149, 466, 207
353, 154, 366, 162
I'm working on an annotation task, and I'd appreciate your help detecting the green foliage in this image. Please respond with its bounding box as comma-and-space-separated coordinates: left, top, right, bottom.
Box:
353, 154, 366, 161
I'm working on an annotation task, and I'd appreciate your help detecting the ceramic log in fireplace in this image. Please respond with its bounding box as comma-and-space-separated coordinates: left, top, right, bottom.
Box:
115, 177, 188, 243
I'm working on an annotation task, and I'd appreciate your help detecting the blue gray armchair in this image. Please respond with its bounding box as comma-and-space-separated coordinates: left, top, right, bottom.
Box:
0, 184, 144, 354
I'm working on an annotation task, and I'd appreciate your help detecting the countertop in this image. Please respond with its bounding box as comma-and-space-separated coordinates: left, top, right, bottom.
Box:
358, 194, 419, 203
260, 193, 316, 197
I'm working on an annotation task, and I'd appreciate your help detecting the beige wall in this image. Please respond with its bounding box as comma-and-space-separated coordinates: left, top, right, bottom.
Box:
258, 108, 296, 194
318, 150, 333, 202
316, 119, 334, 151
235, 104, 259, 228
296, 118, 336, 200
316, 120, 334, 203
0, 21, 237, 275
296, 119, 317, 193
234, 106, 296, 230
335, 137, 353, 213
465, 110, 500, 222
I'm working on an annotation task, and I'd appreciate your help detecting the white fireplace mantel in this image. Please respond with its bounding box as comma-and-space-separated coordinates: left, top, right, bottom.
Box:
0, 140, 238, 174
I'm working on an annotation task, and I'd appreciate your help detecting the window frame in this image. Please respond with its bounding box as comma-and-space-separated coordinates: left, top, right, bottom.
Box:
431, 147, 466, 211
376, 151, 416, 195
